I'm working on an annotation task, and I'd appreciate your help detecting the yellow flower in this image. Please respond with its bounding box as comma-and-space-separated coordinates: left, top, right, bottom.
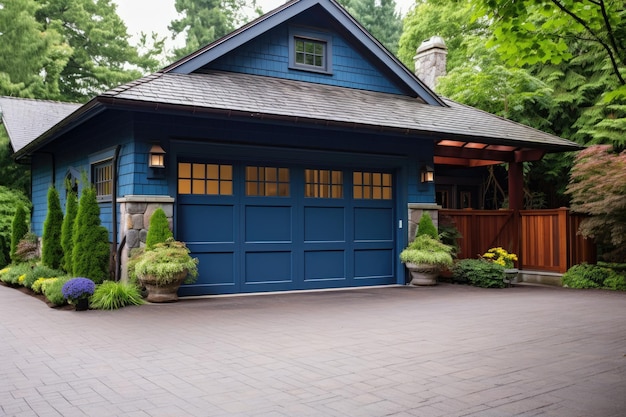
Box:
18, 274, 27, 283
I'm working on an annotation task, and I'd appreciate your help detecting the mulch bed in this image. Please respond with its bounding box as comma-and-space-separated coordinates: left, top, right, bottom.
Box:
1, 281, 75, 310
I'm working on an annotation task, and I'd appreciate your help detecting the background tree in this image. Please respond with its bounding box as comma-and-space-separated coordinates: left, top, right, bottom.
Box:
338, 0, 403, 54
10, 205, 29, 264
42, 186, 63, 269
0, 186, 31, 267
72, 186, 110, 283
35, 0, 164, 102
0, 128, 30, 197
61, 188, 78, 273
566, 145, 626, 262
169, 0, 252, 59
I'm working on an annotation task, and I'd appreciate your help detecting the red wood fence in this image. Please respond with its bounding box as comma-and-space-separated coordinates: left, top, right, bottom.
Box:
440, 208, 596, 273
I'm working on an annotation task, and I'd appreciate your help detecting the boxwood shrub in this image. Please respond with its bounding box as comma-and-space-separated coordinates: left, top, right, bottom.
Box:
563, 263, 626, 290
452, 259, 506, 288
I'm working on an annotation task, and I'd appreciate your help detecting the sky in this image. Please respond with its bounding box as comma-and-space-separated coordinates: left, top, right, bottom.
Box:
113, 0, 415, 51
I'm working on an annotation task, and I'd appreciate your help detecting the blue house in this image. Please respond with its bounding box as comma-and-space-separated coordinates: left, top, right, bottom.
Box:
2, 0, 580, 296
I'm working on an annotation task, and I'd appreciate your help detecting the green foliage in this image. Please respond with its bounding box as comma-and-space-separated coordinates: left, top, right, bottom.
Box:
400, 235, 454, 268
0, 186, 30, 268
10, 205, 29, 263
0, 263, 32, 285
32, 277, 52, 294
438, 215, 462, 257
415, 212, 438, 239
42, 276, 71, 306
22, 264, 62, 289
566, 145, 626, 262
61, 189, 78, 273
0, 128, 30, 195
42, 187, 64, 269
135, 239, 199, 285
339, 0, 403, 54
169, 0, 252, 60
90, 281, 144, 310
72, 186, 110, 283
145, 208, 173, 250
562, 263, 625, 290
452, 258, 506, 288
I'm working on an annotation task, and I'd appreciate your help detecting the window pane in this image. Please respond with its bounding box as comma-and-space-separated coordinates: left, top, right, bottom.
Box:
192, 163, 205, 179
179, 163, 191, 178
222, 181, 233, 195
192, 179, 205, 194
221, 165, 232, 180
207, 164, 219, 179
207, 180, 219, 195
179, 179, 191, 194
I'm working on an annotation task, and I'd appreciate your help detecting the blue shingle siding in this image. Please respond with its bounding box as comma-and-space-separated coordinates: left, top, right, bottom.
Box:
207, 24, 404, 95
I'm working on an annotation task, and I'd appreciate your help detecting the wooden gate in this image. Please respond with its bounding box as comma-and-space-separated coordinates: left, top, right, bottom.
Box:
440, 209, 595, 273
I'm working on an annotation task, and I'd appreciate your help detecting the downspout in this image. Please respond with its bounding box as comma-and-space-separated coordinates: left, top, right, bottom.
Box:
111, 145, 122, 281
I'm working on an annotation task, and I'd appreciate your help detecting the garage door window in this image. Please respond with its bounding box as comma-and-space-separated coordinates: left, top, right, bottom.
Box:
246, 166, 290, 196
178, 162, 233, 195
353, 171, 392, 200
305, 169, 343, 198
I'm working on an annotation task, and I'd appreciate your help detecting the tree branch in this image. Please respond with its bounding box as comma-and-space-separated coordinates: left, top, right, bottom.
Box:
598, 0, 624, 65
550, 0, 624, 85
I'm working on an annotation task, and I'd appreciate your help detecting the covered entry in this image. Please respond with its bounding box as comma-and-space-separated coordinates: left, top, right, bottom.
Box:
177, 159, 397, 295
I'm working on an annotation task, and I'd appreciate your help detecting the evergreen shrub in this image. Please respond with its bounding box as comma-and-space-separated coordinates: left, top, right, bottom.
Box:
563, 263, 625, 290
23, 264, 63, 289
10, 205, 29, 263
61, 190, 78, 273
452, 259, 506, 288
145, 207, 173, 250
42, 187, 64, 269
416, 212, 439, 239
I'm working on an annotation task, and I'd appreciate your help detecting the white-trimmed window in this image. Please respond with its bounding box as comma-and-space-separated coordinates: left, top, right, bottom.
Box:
289, 28, 332, 74
92, 159, 113, 201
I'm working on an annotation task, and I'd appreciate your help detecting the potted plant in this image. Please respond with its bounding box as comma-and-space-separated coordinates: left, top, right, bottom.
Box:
61, 277, 96, 310
400, 235, 454, 285
482, 247, 518, 284
134, 238, 199, 302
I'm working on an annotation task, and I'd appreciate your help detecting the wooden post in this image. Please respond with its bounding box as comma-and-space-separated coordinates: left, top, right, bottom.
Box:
508, 162, 524, 211
558, 208, 569, 273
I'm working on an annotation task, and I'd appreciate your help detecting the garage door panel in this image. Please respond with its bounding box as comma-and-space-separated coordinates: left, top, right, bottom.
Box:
245, 205, 292, 242
304, 250, 346, 281
354, 249, 394, 278
354, 207, 393, 241
304, 207, 345, 242
179, 252, 236, 296
244, 251, 293, 284
179, 204, 235, 243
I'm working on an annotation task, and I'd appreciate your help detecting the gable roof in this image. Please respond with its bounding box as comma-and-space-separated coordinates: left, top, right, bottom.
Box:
162, 0, 444, 106
0, 96, 81, 153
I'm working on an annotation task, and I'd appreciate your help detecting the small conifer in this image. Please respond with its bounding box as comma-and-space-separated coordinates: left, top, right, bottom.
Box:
10, 205, 29, 263
61, 189, 78, 273
72, 186, 110, 283
145, 207, 173, 250
42, 187, 64, 269
416, 212, 439, 240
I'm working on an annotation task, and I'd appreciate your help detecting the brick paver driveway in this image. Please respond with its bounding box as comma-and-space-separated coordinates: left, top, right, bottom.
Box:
1, 283, 625, 417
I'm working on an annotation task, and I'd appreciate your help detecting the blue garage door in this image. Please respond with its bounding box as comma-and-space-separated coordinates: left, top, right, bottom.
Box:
177, 162, 396, 295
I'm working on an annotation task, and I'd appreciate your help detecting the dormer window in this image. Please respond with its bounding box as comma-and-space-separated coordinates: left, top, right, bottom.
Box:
289, 28, 332, 74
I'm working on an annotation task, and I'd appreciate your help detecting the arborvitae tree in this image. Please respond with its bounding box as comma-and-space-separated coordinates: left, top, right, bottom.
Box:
10, 205, 29, 263
0, 185, 30, 266
416, 212, 439, 240
42, 186, 64, 269
71, 186, 110, 283
61, 189, 78, 273
145, 207, 173, 250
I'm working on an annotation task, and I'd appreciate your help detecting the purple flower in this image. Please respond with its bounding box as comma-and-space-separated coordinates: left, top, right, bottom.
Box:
62, 277, 95, 302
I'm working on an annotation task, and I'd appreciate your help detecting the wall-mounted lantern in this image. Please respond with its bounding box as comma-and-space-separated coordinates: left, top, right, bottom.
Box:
420, 165, 435, 183
148, 144, 166, 169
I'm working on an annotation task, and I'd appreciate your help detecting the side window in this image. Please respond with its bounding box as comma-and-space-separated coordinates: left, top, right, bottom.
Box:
289, 28, 332, 74
246, 166, 290, 197
92, 159, 113, 201
353, 171, 392, 200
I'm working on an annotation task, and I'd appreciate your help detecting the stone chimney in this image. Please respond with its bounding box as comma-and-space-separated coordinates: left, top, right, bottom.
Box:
414, 36, 448, 91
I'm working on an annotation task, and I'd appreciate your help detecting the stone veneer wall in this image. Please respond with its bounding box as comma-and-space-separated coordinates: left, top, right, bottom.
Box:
118, 195, 175, 281
408, 203, 440, 242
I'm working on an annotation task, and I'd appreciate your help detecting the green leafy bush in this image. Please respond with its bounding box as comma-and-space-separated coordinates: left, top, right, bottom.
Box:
563, 263, 626, 290
90, 281, 144, 310
22, 264, 62, 289
135, 239, 199, 285
43, 277, 71, 306
400, 235, 454, 268
32, 277, 53, 294
0, 263, 32, 285
0, 186, 31, 268
452, 259, 506, 288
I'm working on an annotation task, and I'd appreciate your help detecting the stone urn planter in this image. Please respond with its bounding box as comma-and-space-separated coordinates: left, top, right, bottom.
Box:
134, 239, 199, 303
503, 268, 519, 286
405, 262, 441, 286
